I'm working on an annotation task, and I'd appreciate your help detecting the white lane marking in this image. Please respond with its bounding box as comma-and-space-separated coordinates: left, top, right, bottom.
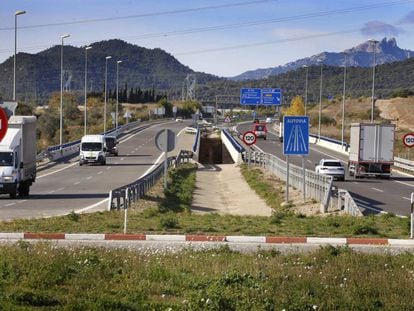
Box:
114, 162, 119, 165
38, 161, 78, 179
18, 200, 27, 203
106, 167, 111, 170
391, 179, 414, 188
74, 181, 81, 185
86, 176, 92, 180
353, 182, 359, 184
371, 187, 384, 193
47, 190, 56, 194
5, 203, 16, 207
75, 198, 109, 214
97, 171, 103, 175
121, 157, 125, 161
402, 197, 411, 201
139, 152, 165, 179
57, 187, 65, 191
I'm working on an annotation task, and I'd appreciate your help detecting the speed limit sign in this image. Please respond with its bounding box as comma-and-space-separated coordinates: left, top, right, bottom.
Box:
242, 131, 257, 146
403, 133, 414, 148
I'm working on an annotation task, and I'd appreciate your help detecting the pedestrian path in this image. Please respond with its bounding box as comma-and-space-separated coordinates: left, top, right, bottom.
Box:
191, 163, 272, 216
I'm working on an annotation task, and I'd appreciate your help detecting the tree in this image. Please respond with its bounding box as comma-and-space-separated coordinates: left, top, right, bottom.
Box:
285, 96, 305, 116
158, 98, 172, 116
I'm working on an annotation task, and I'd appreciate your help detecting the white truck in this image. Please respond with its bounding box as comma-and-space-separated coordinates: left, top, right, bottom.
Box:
0, 116, 37, 198
348, 123, 395, 179
79, 135, 107, 166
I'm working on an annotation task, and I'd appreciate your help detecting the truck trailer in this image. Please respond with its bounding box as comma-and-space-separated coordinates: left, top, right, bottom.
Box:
0, 116, 37, 198
348, 123, 395, 179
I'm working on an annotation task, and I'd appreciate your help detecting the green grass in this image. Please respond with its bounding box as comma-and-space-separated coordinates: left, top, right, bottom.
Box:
0, 243, 413, 310
0, 163, 410, 239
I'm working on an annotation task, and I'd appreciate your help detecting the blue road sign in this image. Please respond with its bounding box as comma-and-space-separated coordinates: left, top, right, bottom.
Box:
283, 116, 309, 155
262, 88, 281, 105
240, 88, 261, 105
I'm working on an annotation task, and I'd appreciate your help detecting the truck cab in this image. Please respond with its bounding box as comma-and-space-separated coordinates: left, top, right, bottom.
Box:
79, 135, 106, 166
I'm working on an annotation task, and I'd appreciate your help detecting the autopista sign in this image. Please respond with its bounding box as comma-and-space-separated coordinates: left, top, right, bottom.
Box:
403, 133, 414, 148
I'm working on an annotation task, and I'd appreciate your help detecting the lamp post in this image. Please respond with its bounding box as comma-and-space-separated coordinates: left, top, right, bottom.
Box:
60, 34, 70, 148
116, 60, 122, 133
84, 46, 92, 136
14, 10, 26, 102
104, 56, 112, 133
318, 63, 323, 141
341, 53, 347, 148
369, 39, 379, 123
303, 65, 308, 116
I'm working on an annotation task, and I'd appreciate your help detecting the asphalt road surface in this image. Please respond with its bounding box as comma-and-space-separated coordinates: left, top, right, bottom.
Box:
237, 122, 414, 216
0, 121, 190, 221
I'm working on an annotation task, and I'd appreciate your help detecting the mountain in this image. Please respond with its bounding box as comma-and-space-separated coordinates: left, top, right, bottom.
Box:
232, 38, 413, 81
0, 39, 221, 103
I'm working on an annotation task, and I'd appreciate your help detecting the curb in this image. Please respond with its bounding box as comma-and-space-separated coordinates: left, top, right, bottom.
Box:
1, 233, 414, 246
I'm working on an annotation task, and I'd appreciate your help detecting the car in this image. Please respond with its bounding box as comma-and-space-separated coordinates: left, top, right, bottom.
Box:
185, 126, 197, 134
315, 159, 345, 181
104, 135, 118, 156
175, 117, 183, 122
265, 117, 272, 124
252, 123, 267, 140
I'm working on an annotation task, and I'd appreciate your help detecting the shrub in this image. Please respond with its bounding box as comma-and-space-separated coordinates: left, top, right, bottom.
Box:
159, 214, 179, 229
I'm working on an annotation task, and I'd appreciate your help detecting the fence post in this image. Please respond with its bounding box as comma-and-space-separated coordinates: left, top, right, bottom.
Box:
107, 191, 113, 211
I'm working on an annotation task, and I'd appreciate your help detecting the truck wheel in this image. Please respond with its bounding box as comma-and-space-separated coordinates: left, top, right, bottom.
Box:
79, 161, 83, 166
19, 182, 30, 197
9, 191, 16, 199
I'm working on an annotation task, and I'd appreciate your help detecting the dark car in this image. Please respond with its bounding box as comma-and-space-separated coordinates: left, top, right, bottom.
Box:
104, 136, 118, 156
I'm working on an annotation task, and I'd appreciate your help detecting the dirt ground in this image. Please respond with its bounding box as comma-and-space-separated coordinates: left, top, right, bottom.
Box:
376, 98, 414, 131
260, 168, 345, 217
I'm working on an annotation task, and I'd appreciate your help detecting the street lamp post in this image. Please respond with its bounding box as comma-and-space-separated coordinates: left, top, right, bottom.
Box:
104, 56, 112, 133
84, 46, 92, 136
369, 39, 379, 123
318, 63, 323, 141
14, 10, 26, 102
303, 65, 308, 116
341, 53, 347, 148
116, 60, 122, 133
60, 34, 70, 148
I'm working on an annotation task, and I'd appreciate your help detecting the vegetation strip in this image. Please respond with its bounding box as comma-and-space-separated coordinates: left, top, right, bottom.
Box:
2, 233, 414, 245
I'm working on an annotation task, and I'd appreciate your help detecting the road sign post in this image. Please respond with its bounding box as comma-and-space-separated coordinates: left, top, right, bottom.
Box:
155, 129, 176, 189
242, 131, 256, 168
411, 192, 414, 239
283, 116, 310, 203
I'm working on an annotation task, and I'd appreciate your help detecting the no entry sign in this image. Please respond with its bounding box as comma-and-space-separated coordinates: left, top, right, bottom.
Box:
0, 107, 8, 142
403, 133, 414, 148
242, 131, 257, 146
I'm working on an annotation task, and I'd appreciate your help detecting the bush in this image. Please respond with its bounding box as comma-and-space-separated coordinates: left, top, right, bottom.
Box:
159, 214, 179, 229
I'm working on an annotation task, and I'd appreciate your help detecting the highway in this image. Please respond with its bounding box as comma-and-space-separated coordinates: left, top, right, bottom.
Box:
237, 122, 414, 216
0, 121, 190, 221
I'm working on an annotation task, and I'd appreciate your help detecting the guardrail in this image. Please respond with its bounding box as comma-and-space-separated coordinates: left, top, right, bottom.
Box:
36, 120, 160, 166
192, 127, 200, 153
221, 129, 245, 163
108, 150, 193, 210
337, 189, 363, 216
394, 156, 414, 173
246, 151, 334, 212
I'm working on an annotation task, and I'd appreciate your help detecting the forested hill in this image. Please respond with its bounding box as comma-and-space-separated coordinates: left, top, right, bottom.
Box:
0, 39, 221, 103
199, 57, 414, 103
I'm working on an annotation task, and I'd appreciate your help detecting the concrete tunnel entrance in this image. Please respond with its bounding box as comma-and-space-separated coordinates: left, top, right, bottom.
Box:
198, 131, 233, 164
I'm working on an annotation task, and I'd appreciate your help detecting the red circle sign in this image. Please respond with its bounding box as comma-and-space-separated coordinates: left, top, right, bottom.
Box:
403, 133, 414, 148
0, 107, 8, 142
242, 131, 257, 146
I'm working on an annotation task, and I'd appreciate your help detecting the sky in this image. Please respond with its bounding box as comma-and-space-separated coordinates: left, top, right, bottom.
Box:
1, 0, 414, 77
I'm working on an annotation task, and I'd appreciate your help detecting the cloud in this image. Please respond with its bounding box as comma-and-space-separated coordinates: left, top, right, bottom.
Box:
360, 21, 403, 36
399, 11, 414, 24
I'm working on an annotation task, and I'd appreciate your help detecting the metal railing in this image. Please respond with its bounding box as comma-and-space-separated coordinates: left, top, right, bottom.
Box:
108, 150, 193, 210
337, 189, 363, 216
394, 156, 414, 173
246, 151, 333, 212
222, 129, 245, 153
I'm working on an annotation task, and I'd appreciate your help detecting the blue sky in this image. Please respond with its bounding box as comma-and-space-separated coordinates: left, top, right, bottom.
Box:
1, 0, 414, 77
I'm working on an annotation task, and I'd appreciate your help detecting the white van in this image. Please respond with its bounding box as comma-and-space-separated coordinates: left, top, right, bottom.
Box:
79, 135, 106, 166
